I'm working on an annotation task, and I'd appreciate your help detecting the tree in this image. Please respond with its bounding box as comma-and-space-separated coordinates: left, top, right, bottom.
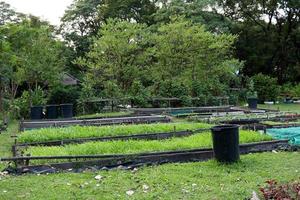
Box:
76, 19, 151, 98
154, 0, 232, 33
78, 18, 241, 104
218, 0, 300, 83
60, 0, 157, 57
0, 1, 26, 26
152, 17, 241, 97
0, 18, 65, 109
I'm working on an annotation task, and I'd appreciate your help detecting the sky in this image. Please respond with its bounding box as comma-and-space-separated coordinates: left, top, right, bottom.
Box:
3, 0, 74, 25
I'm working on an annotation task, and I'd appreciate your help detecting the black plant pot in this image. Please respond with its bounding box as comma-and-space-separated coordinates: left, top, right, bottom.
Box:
46, 105, 59, 119
30, 106, 44, 120
60, 104, 73, 118
211, 125, 240, 163
247, 97, 258, 109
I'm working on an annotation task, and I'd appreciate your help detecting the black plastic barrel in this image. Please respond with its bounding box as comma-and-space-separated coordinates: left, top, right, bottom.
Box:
211, 125, 240, 163
60, 104, 73, 118
30, 106, 44, 120
248, 98, 258, 109
46, 105, 59, 119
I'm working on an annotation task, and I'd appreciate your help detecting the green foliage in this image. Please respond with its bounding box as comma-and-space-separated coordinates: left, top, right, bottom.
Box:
252, 73, 280, 102
0, 1, 23, 25
246, 79, 258, 99
48, 85, 81, 105
129, 80, 150, 107
0, 17, 65, 113
25, 130, 272, 161
18, 122, 212, 143
13, 87, 46, 119
219, 0, 300, 83
60, 0, 157, 57
78, 18, 240, 106
290, 84, 300, 97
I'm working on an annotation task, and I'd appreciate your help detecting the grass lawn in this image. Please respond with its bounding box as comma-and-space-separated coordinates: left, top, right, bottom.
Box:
0, 152, 299, 200
258, 103, 300, 112
0, 121, 18, 157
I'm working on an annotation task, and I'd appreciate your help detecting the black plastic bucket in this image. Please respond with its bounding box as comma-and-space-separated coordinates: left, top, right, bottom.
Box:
60, 104, 73, 118
211, 125, 240, 163
248, 98, 258, 109
30, 106, 44, 120
46, 105, 59, 119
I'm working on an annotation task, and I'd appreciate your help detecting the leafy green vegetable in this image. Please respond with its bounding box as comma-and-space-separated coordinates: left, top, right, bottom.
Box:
19, 123, 212, 143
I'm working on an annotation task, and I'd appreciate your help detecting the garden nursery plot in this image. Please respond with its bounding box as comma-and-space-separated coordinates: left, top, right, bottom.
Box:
76, 111, 134, 119
18, 122, 211, 143
24, 130, 272, 164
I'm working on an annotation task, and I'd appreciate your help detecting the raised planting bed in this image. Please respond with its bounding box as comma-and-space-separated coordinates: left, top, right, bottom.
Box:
75, 111, 136, 119
18, 122, 211, 143
15, 129, 209, 148
2, 140, 289, 173
194, 112, 300, 125
19, 130, 272, 164
19, 115, 171, 131
131, 106, 234, 115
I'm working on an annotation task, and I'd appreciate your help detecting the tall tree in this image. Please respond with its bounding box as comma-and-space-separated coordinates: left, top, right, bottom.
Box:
218, 0, 300, 83
0, 18, 65, 107
60, 0, 158, 57
78, 18, 241, 101
0, 1, 24, 25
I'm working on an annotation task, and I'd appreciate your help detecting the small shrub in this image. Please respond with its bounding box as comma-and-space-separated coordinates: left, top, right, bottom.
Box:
13, 87, 47, 119
252, 73, 280, 102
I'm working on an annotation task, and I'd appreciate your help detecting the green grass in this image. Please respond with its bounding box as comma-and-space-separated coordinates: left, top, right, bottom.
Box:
25, 131, 272, 163
0, 121, 19, 170
259, 103, 300, 112
18, 122, 212, 143
0, 121, 18, 157
76, 111, 133, 119
0, 152, 299, 200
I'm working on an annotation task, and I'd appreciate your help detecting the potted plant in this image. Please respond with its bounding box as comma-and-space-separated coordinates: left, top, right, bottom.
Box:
247, 80, 258, 109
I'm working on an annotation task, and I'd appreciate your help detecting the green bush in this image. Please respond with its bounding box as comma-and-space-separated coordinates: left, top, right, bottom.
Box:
13, 87, 47, 119
48, 85, 81, 105
252, 73, 280, 102
291, 84, 300, 97
129, 80, 150, 107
